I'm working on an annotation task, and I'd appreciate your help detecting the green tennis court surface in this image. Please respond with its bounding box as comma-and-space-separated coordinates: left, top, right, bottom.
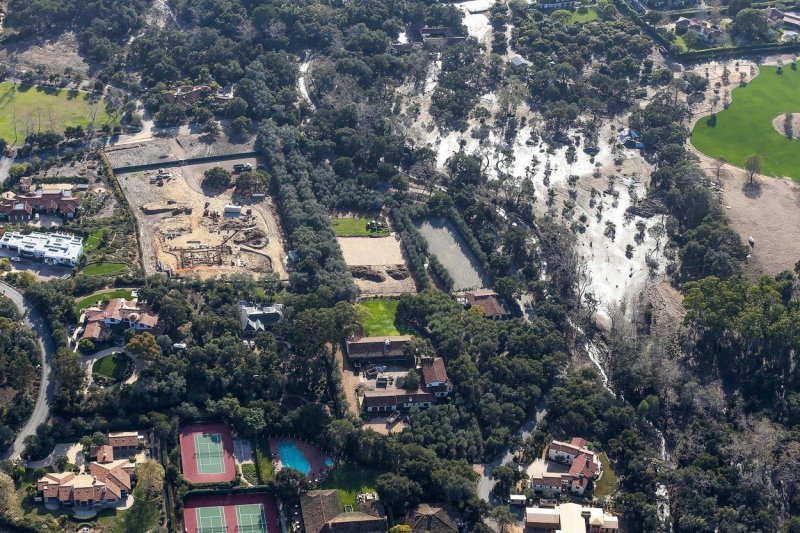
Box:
195, 433, 225, 475
237, 503, 267, 532
196, 506, 226, 532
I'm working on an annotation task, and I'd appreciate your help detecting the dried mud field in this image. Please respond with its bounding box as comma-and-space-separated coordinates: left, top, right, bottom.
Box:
337, 235, 416, 296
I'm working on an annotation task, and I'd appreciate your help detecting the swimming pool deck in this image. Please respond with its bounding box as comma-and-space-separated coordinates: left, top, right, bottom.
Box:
270, 437, 334, 483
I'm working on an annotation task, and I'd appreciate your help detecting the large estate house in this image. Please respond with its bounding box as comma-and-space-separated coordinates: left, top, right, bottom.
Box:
528, 438, 602, 496
81, 298, 159, 341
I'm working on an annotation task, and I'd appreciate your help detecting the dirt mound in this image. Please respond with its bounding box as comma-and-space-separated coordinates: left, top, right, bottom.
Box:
350, 266, 386, 282
233, 228, 268, 249
385, 265, 410, 280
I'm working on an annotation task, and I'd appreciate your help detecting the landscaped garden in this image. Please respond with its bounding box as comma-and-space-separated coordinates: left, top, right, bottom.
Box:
320, 462, 378, 508
81, 262, 129, 277
92, 352, 132, 384
74, 289, 134, 319
593, 452, 619, 498
358, 299, 412, 336
332, 217, 390, 237
0, 82, 116, 144
691, 64, 800, 179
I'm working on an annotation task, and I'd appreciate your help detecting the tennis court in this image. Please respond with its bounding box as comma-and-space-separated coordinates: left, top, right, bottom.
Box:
196, 506, 226, 532
195, 433, 225, 475
179, 422, 236, 483
184, 492, 280, 533
236, 503, 267, 532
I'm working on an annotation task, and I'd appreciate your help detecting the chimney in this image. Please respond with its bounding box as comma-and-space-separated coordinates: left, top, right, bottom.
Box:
384, 339, 390, 356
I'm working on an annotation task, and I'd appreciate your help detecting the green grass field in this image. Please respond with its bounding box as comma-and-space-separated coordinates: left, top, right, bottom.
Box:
691, 65, 800, 180
92, 353, 131, 383
0, 82, 116, 144
358, 299, 412, 336
255, 437, 274, 484
320, 462, 378, 509
74, 289, 134, 319
81, 262, 129, 277
570, 7, 598, 23
83, 229, 106, 254
332, 217, 390, 237
594, 452, 619, 498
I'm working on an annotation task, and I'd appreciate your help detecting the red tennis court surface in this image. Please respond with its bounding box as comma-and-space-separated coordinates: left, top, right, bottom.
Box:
180, 422, 236, 484
183, 492, 280, 533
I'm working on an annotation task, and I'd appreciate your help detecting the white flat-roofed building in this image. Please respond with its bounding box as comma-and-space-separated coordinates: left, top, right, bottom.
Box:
0, 231, 83, 266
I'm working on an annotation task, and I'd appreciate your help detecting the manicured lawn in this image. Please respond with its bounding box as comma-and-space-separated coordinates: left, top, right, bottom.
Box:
358, 299, 412, 337
673, 34, 688, 52
92, 352, 131, 383
320, 462, 378, 509
83, 229, 106, 253
0, 82, 116, 145
81, 262, 129, 276
74, 289, 133, 318
594, 452, 619, 498
332, 217, 390, 237
570, 7, 598, 23
691, 65, 800, 180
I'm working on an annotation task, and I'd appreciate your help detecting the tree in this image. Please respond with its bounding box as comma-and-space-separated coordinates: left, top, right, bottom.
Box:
202, 120, 221, 137
713, 157, 727, 185
122, 460, 164, 532
54, 455, 69, 472
231, 115, 252, 135
731, 9, 772, 43
203, 167, 232, 189
376, 473, 422, 516
389, 526, 412, 533
492, 463, 517, 496
490, 506, 516, 533
125, 332, 161, 361
78, 338, 96, 354
745, 154, 761, 184
551, 10, 571, 24
271, 468, 310, 502
404, 369, 420, 390
727, 0, 752, 16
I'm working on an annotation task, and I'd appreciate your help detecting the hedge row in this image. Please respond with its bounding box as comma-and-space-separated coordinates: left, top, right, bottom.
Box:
391, 207, 431, 291
32, 176, 90, 184
428, 254, 454, 292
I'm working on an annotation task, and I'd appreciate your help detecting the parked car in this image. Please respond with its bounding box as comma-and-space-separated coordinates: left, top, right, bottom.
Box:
10, 256, 20, 262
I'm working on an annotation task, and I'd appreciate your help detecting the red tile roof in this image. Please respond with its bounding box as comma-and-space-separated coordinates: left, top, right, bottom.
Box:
465, 291, 510, 318
420, 357, 449, 387
568, 452, 599, 479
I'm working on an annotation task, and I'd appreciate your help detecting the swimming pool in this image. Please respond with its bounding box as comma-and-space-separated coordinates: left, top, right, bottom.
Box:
277, 441, 311, 476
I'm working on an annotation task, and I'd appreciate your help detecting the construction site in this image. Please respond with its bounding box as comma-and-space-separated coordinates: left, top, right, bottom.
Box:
116, 158, 287, 279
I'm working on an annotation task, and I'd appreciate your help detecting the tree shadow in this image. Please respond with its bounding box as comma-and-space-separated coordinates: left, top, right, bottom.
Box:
742, 180, 762, 199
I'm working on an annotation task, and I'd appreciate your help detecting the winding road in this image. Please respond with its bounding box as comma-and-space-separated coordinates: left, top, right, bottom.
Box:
0, 281, 56, 461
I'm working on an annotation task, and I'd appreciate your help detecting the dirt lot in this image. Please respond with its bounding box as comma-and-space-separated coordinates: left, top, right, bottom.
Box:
0, 32, 92, 77
338, 235, 416, 296
692, 147, 800, 277
118, 157, 288, 279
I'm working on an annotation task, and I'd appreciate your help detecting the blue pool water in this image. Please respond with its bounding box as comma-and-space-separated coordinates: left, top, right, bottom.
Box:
278, 441, 311, 476
325, 457, 334, 467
